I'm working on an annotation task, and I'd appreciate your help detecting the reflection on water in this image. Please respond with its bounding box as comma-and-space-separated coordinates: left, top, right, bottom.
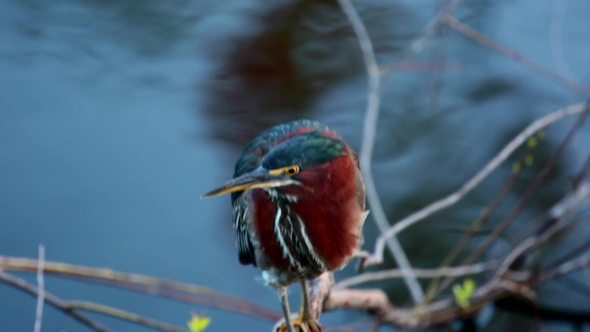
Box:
1, 0, 589, 331
202, 0, 413, 148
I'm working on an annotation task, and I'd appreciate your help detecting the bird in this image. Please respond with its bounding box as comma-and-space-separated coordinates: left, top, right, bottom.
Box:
203, 119, 367, 332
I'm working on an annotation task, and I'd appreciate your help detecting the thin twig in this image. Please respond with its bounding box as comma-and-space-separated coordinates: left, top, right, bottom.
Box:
334, 261, 496, 289
430, 103, 589, 296
425, 165, 522, 301
327, 244, 590, 330
336, 0, 424, 303
543, 238, 590, 273
34, 244, 45, 332
68, 301, 187, 332
537, 254, 590, 283
0, 256, 280, 322
2, 259, 206, 332
496, 182, 590, 278
435, 134, 540, 272
573, 155, 590, 190
465, 102, 590, 266
549, 0, 575, 80
366, 102, 588, 268
395, 61, 462, 72
442, 15, 590, 97
382, 0, 465, 73
427, 0, 450, 112
0, 270, 109, 332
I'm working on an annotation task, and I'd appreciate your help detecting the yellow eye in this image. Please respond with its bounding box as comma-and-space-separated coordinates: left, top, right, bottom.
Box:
285, 165, 300, 176
269, 165, 300, 176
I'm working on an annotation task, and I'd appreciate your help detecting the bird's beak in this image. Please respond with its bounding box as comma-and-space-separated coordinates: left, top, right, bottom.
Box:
202, 168, 297, 198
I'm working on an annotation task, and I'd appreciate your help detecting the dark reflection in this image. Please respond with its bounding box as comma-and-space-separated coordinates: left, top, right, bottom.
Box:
201, 0, 412, 148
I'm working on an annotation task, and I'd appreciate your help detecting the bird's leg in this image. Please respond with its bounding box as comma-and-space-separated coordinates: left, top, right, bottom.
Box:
299, 279, 313, 321
279, 287, 294, 332
287, 279, 321, 332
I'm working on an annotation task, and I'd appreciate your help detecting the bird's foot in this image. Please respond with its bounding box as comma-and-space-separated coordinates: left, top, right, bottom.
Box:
275, 314, 322, 332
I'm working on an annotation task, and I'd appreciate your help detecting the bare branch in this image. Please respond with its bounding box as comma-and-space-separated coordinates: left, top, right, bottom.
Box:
324, 275, 544, 328
431, 102, 590, 298
366, 102, 588, 268
464, 101, 590, 266
0, 266, 188, 332
549, 0, 575, 80
34, 244, 45, 332
335, 261, 497, 289
0, 256, 280, 322
538, 254, 590, 283
336, 0, 424, 304
324, 288, 394, 320
442, 15, 590, 97
324, 279, 504, 328
68, 301, 187, 332
382, 0, 466, 73
0, 270, 109, 332
433, 136, 542, 281
496, 181, 590, 278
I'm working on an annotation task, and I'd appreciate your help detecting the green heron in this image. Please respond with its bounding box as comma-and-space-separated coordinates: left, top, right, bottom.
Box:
203, 120, 366, 332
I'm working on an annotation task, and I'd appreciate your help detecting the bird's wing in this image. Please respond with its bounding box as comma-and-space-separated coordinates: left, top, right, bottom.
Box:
233, 199, 256, 266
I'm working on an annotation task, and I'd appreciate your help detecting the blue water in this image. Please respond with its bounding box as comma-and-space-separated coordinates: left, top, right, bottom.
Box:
1, 0, 589, 331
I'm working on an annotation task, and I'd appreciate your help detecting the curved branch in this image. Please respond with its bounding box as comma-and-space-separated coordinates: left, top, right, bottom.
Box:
0, 270, 110, 332
335, 261, 496, 289
497, 181, 590, 278
537, 254, 590, 284
336, 0, 424, 304
442, 15, 590, 97
365, 102, 588, 268
0, 268, 189, 332
0, 256, 280, 322
68, 301, 187, 332
324, 179, 590, 328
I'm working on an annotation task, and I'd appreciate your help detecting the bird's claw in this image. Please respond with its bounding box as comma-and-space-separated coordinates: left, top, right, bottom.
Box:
275, 314, 322, 332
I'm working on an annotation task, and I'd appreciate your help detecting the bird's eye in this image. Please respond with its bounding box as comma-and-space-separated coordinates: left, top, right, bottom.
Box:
269, 165, 300, 176
285, 165, 300, 176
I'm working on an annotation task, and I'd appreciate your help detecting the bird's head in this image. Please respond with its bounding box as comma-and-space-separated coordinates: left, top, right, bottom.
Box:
202, 120, 351, 200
